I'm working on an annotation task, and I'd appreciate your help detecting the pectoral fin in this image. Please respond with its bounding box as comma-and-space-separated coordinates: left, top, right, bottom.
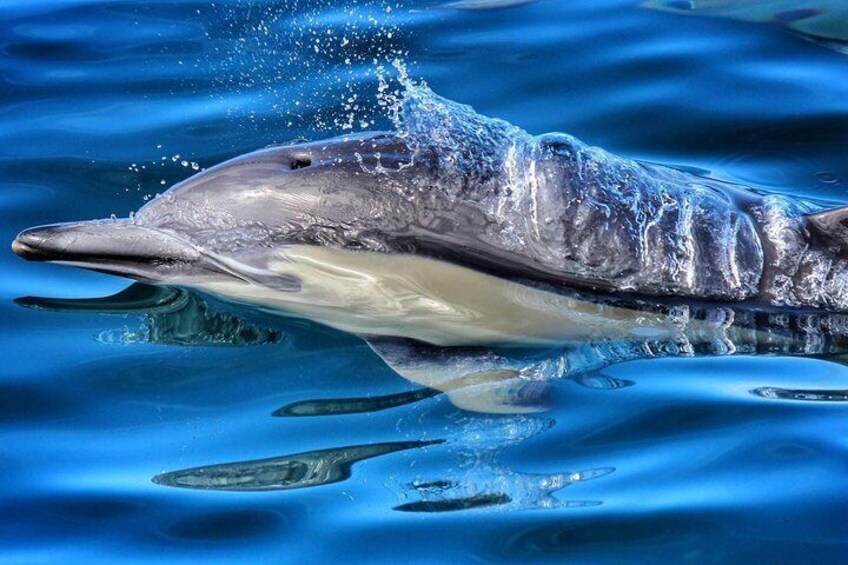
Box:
366, 337, 551, 414
442, 370, 551, 414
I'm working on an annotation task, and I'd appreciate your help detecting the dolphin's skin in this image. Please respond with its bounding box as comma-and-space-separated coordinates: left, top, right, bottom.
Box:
12, 86, 848, 324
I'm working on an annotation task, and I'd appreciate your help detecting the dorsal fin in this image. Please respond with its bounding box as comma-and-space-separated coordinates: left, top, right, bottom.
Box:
806, 205, 848, 247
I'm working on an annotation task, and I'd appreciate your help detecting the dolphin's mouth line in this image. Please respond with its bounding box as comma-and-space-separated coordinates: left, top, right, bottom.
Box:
190, 245, 304, 292
10, 238, 47, 261
144, 225, 302, 290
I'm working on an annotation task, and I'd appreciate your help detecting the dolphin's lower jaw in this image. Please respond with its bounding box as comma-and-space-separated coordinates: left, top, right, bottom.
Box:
11, 220, 203, 283
11, 237, 56, 261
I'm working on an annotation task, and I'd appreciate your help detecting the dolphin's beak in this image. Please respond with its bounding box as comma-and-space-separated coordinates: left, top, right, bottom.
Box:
12, 220, 201, 281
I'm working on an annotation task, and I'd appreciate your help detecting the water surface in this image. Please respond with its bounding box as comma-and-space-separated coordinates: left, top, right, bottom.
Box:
2, 0, 848, 562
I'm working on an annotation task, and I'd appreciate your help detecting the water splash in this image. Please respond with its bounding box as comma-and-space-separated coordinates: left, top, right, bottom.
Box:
194, 0, 410, 133
393, 414, 615, 512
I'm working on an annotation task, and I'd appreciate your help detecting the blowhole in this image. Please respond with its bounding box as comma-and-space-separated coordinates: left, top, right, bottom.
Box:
290, 157, 312, 170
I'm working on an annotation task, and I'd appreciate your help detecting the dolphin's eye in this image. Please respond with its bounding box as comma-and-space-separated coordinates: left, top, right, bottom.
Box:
289, 157, 312, 170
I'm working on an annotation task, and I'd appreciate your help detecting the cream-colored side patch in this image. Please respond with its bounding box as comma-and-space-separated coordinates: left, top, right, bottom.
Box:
197, 245, 685, 347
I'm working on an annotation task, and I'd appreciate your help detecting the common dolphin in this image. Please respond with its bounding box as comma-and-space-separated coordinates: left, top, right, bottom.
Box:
13, 84, 848, 344
643, 0, 848, 54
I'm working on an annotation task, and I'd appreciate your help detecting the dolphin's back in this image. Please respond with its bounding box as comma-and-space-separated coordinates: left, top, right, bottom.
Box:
395, 88, 766, 302
521, 134, 763, 301
388, 86, 848, 309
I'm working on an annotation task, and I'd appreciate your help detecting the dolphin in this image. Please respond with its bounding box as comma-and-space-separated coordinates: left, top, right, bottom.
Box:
643, 0, 848, 54
13, 85, 848, 345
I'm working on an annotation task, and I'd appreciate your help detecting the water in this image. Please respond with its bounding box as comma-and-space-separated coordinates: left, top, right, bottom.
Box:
2, 0, 848, 562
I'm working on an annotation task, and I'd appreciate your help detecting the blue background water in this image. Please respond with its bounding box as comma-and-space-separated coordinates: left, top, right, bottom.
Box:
2, 0, 848, 562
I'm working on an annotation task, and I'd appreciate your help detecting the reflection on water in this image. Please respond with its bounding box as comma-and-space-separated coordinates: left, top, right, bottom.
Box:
396, 493, 512, 512
753, 386, 848, 401
153, 440, 441, 491
396, 469, 613, 513
4, 0, 848, 559
275, 387, 441, 417
16, 282, 848, 514
16, 283, 284, 347
393, 414, 615, 512
20, 284, 848, 401
643, 0, 848, 54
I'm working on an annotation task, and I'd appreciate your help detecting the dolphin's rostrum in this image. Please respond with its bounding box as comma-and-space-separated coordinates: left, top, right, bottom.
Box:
13, 83, 848, 335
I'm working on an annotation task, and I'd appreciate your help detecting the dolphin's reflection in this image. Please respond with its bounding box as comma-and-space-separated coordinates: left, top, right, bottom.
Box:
151, 416, 613, 511
17, 282, 848, 511
153, 440, 442, 491
389, 414, 615, 512
275, 340, 637, 417
396, 468, 613, 512
15, 284, 284, 347
275, 387, 441, 417
18, 283, 848, 410
752, 387, 848, 401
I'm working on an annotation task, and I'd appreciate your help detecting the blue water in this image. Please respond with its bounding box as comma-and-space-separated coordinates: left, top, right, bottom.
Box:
3, 0, 848, 562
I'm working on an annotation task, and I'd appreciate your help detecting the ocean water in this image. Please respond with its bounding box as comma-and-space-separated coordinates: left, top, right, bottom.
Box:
2, 0, 848, 563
